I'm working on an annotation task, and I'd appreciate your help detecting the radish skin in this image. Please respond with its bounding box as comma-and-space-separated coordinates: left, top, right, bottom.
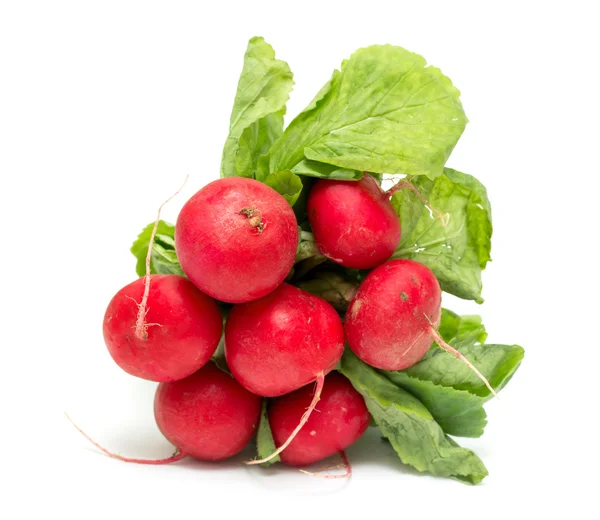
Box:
67, 362, 260, 464
345, 259, 496, 393
175, 178, 298, 303
226, 284, 345, 462
225, 283, 344, 397
345, 259, 441, 371
267, 372, 370, 467
103, 274, 222, 382
307, 174, 401, 269
246, 373, 325, 465
155, 362, 262, 461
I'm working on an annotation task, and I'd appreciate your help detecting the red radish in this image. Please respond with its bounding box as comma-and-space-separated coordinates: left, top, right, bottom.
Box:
67, 362, 260, 464
225, 283, 345, 397
345, 259, 497, 395
154, 362, 262, 461
175, 177, 298, 303
103, 274, 222, 382
307, 173, 401, 269
102, 176, 221, 382
268, 372, 370, 467
225, 283, 345, 464
345, 259, 441, 371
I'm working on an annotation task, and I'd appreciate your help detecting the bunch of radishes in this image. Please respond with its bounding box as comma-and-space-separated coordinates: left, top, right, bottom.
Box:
78, 38, 524, 484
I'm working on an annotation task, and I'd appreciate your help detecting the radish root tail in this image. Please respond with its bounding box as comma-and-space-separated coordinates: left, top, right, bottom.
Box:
299, 450, 353, 479
65, 413, 186, 465
425, 317, 498, 398
387, 180, 449, 227
134, 175, 189, 340
246, 372, 325, 466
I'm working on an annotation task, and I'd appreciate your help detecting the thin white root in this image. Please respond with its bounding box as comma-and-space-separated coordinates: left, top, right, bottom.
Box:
299, 451, 352, 479
134, 175, 189, 340
425, 316, 498, 398
245, 373, 325, 465
64, 413, 186, 465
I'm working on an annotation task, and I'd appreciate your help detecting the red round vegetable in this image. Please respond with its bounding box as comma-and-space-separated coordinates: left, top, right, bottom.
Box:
307, 173, 401, 269
269, 372, 370, 466
103, 274, 222, 382
154, 362, 261, 461
175, 177, 298, 303
224, 283, 345, 397
345, 259, 441, 370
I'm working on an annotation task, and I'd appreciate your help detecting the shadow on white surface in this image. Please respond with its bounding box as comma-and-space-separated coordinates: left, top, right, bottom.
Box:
66, 417, 430, 494
245, 427, 429, 495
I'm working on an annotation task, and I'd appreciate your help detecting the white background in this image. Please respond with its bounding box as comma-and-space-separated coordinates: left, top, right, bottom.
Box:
1, 1, 598, 518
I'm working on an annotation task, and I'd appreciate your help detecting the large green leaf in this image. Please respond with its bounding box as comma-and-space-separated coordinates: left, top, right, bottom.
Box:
379, 309, 489, 437
261, 45, 466, 180
340, 350, 488, 484
383, 342, 524, 438
382, 373, 487, 437
381, 309, 523, 436
380, 309, 523, 437
221, 37, 294, 179
130, 221, 184, 277
403, 343, 525, 400
392, 168, 492, 302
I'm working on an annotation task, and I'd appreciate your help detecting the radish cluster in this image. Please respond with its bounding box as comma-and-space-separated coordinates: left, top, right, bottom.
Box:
89, 173, 470, 470
72, 39, 522, 483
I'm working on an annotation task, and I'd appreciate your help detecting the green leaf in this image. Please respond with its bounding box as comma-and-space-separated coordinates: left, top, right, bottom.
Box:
381, 309, 522, 436
383, 307, 490, 437
340, 350, 488, 484
382, 372, 487, 437
405, 343, 525, 400
221, 37, 294, 179
264, 170, 303, 206
290, 159, 363, 181
232, 112, 286, 179
392, 168, 492, 302
130, 221, 184, 277
262, 45, 466, 180
256, 400, 279, 466
438, 308, 488, 348
383, 343, 523, 437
